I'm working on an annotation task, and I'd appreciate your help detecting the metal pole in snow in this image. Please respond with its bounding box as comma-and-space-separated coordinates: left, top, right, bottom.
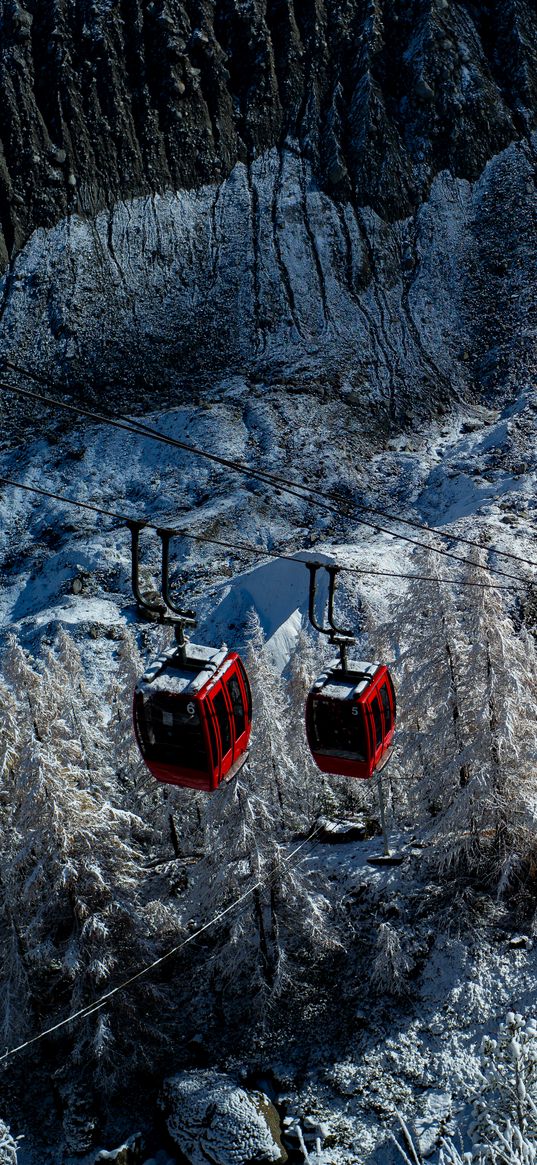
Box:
377, 773, 389, 857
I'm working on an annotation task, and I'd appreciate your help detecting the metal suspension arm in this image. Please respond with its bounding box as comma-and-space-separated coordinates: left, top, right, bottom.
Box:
306, 561, 355, 672
128, 520, 167, 618
157, 528, 197, 627
307, 562, 354, 639
307, 562, 331, 634
326, 565, 354, 639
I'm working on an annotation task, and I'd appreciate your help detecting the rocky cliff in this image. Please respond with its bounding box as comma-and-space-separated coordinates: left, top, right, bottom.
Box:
1, 0, 537, 268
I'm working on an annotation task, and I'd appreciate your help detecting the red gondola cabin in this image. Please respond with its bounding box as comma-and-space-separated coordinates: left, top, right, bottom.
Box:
133, 643, 252, 791
306, 658, 396, 779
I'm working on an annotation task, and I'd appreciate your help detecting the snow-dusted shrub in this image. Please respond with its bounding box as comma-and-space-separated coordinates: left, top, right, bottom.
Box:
0, 1120, 18, 1164
440, 1126, 537, 1164
395, 1116, 537, 1165
470, 1012, 537, 1157
393, 1015, 537, 1165
370, 921, 412, 996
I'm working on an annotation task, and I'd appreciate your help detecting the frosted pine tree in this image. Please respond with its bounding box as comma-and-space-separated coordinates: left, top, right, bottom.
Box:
244, 610, 307, 833
106, 624, 145, 792
384, 566, 473, 828
470, 1013, 537, 1158
430, 557, 537, 882
377, 547, 537, 883
371, 921, 412, 997
188, 620, 341, 1022
0, 633, 183, 1093
0, 678, 20, 783
287, 625, 333, 822
106, 623, 207, 859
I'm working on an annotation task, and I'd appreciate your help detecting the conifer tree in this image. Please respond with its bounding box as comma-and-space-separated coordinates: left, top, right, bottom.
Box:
187, 616, 341, 1023
0, 631, 183, 1092
374, 549, 537, 884
371, 921, 411, 997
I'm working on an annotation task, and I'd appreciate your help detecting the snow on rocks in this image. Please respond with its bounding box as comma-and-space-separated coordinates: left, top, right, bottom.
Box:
92, 1134, 144, 1163
413, 1090, 454, 1157
0, 143, 478, 429
161, 1071, 287, 1165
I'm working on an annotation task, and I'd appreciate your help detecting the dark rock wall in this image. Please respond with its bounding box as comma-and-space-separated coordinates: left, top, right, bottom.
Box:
0, 0, 537, 266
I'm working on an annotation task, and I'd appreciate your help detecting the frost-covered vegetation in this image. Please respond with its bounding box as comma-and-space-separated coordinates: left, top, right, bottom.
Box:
1, 544, 537, 1159
393, 1013, 537, 1164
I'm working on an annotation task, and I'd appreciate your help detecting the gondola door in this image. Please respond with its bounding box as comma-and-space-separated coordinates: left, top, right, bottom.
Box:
207, 682, 235, 787
225, 666, 250, 764
204, 662, 252, 787
367, 690, 385, 774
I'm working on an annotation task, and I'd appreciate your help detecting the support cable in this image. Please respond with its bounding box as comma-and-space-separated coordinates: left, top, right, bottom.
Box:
0, 474, 519, 590
0, 822, 324, 1065
0, 375, 532, 584
2, 357, 529, 566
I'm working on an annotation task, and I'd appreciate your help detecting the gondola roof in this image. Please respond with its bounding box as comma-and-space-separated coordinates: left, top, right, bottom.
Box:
137, 644, 228, 694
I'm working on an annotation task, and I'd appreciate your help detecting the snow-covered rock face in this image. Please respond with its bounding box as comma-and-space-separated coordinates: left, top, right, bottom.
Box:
1, 133, 536, 434
161, 1071, 286, 1165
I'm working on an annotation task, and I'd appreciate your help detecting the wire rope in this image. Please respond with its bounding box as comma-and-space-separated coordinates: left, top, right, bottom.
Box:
0, 364, 530, 1063
0, 375, 532, 584
0, 474, 519, 590
0, 820, 325, 1065
2, 357, 532, 569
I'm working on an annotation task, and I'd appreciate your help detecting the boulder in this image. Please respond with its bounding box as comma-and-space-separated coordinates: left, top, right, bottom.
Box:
93, 1134, 144, 1163
161, 1071, 287, 1165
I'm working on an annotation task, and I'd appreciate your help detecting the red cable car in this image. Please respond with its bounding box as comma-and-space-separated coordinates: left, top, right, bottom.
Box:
306, 658, 396, 779
133, 642, 252, 791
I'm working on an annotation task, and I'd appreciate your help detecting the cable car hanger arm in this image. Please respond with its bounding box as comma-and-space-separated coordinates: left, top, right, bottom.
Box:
158, 527, 197, 624
307, 562, 355, 672
128, 521, 197, 645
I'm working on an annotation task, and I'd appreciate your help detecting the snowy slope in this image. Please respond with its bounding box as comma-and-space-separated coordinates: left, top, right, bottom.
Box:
1, 133, 536, 437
